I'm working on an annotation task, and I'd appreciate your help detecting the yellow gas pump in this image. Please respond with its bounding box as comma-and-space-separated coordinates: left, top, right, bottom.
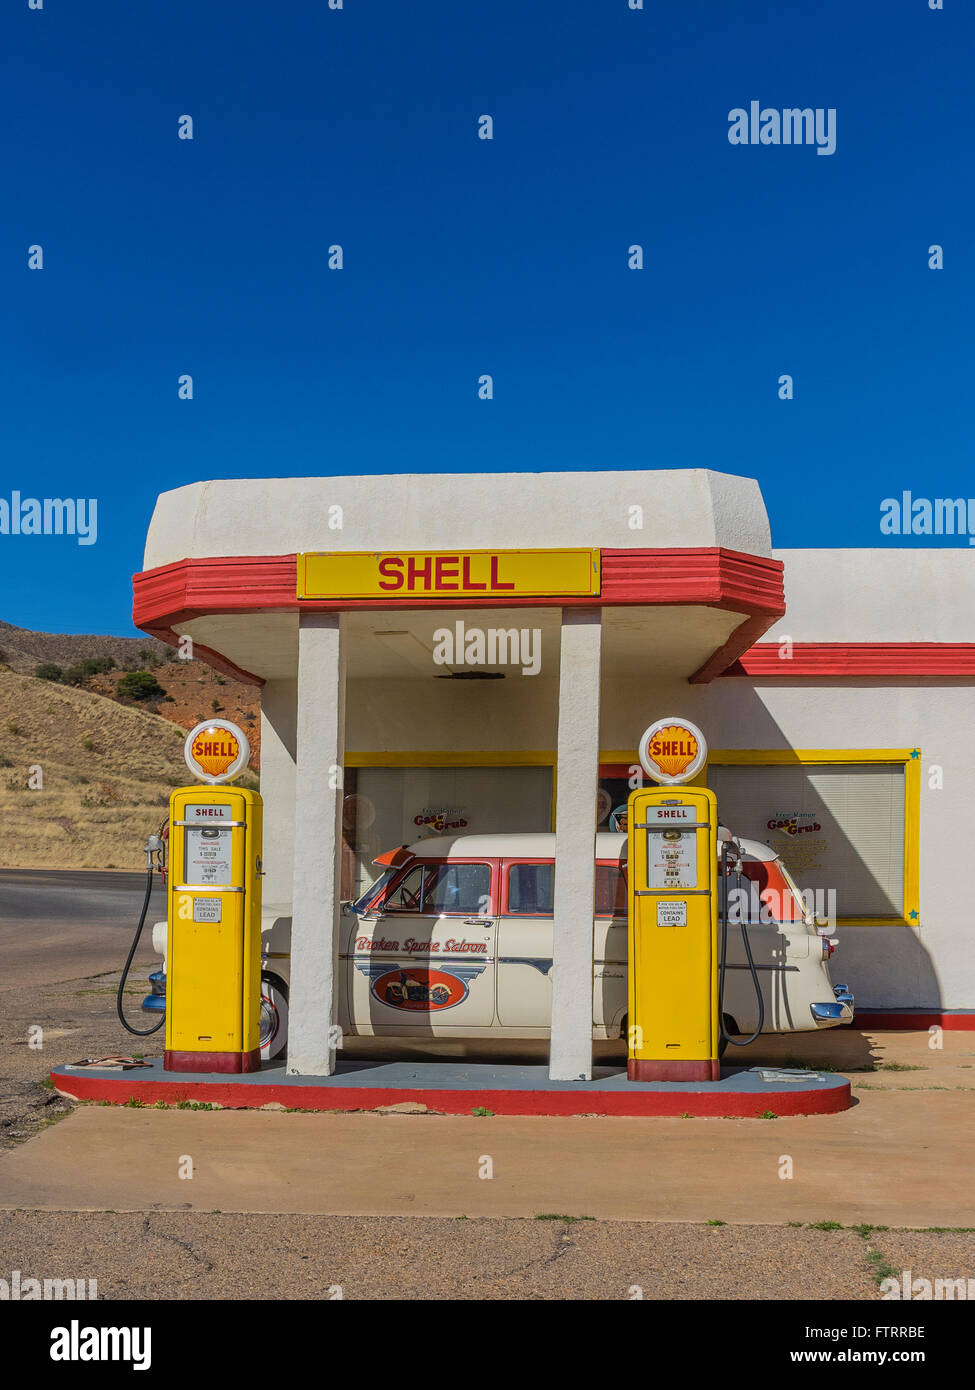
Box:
164, 720, 263, 1074
627, 717, 718, 1082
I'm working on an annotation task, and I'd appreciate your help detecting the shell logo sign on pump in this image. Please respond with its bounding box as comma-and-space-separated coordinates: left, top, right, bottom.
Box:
627, 717, 720, 1082
637, 717, 708, 785
184, 720, 249, 784
165, 719, 264, 1075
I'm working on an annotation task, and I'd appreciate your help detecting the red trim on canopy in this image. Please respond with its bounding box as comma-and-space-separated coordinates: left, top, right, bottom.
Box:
132, 548, 785, 685
726, 643, 975, 677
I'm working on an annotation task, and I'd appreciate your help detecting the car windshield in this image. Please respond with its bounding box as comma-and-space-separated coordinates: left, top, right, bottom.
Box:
351, 867, 398, 915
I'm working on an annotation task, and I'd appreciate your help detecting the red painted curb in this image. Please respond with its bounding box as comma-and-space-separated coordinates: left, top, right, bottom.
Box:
854, 1012, 975, 1031
50, 1071, 852, 1117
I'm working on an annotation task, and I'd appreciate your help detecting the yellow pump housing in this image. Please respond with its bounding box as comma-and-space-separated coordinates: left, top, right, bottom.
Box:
627, 785, 719, 1081
164, 785, 263, 1073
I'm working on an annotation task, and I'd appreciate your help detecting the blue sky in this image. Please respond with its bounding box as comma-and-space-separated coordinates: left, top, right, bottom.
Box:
1, 0, 970, 635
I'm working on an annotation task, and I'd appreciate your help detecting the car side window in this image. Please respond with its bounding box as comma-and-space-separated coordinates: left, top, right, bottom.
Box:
595, 864, 627, 917
507, 863, 554, 915
424, 863, 492, 915
738, 860, 805, 924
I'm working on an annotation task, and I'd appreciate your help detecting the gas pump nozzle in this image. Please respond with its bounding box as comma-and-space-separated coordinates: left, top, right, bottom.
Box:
145, 834, 164, 871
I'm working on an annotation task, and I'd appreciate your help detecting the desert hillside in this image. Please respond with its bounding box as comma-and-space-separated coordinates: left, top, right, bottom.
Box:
0, 619, 170, 674
0, 618, 262, 763
87, 662, 261, 764
0, 667, 257, 870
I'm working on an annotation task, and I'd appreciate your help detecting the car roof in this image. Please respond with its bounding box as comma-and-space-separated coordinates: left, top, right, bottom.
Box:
405, 832, 628, 859
402, 831, 784, 865
735, 836, 781, 863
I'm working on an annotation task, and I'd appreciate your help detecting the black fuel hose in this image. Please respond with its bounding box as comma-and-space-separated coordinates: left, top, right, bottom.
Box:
718, 846, 765, 1049
116, 864, 165, 1037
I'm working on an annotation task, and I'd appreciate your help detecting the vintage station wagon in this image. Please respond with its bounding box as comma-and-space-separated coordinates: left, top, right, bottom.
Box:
239, 831, 852, 1060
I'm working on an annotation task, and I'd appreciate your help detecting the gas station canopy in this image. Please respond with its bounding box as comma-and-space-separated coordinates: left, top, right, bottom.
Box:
133, 469, 784, 686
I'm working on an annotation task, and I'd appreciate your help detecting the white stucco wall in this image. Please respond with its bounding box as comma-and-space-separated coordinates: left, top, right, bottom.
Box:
142, 470, 772, 569
769, 551, 975, 642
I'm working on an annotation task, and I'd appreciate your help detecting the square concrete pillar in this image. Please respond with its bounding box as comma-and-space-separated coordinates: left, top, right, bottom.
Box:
286, 614, 346, 1076
550, 607, 602, 1081
259, 678, 297, 907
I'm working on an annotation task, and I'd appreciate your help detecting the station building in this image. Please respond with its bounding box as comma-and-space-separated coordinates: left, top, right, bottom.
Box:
133, 469, 975, 1077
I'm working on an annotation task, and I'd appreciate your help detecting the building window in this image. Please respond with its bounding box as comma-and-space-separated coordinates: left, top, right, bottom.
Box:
707, 756, 918, 925
346, 762, 553, 897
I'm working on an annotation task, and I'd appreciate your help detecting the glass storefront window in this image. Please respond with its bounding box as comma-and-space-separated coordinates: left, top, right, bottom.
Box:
708, 762, 906, 920
345, 764, 553, 898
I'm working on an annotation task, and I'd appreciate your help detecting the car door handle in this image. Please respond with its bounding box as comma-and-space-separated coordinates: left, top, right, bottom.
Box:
462, 917, 494, 926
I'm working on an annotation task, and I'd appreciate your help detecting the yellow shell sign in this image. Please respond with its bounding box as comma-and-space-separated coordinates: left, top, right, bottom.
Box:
183, 719, 250, 785
638, 717, 708, 786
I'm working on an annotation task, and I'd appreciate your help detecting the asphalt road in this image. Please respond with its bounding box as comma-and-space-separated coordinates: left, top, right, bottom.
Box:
0, 869, 166, 989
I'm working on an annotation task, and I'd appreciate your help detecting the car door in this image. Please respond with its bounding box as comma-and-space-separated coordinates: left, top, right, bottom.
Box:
496, 859, 555, 1030
592, 861, 627, 1036
350, 858, 498, 1031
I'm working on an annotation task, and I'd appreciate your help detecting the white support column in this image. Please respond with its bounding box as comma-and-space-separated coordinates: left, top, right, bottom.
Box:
286, 613, 346, 1076
550, 607, 602, 1081
259, 678, 297, 907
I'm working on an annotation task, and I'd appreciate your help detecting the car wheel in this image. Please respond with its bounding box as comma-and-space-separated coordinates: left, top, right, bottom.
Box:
260, 974, 289, 1061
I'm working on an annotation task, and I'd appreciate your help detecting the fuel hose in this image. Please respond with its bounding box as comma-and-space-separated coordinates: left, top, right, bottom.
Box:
116, 828, 167, 1037
718, 842, 765, 1049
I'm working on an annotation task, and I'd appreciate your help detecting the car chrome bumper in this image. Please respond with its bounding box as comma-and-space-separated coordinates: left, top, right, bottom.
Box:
811, 985, 854, 1026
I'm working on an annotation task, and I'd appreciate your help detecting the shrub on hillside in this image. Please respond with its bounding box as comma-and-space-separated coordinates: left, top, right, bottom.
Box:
61, 656, 117, 685
117, 671, 166, 702
35, 663, 64, 682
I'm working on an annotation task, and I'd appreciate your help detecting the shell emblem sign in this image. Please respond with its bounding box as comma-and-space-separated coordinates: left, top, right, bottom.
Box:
638, 717, 708, 785
183, 719, 250, 785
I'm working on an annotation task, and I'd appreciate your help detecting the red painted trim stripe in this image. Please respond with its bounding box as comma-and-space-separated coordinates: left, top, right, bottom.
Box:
853, 1011, 975, 1031
51, 1071, 851, 1117
729, 643, 975, 678
132, 548, 785, 684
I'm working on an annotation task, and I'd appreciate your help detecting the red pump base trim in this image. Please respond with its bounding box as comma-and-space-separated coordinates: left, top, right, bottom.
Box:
164, 1048, 262, 1074
628, 1058, 721, 1082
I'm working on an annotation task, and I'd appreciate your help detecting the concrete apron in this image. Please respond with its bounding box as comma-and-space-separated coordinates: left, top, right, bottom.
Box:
0, 1088, 971, 1226
48, 1057, 852, 1118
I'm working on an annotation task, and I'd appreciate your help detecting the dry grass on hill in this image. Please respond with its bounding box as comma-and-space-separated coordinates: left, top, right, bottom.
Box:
0, 667, 192, 869
0, 618, 169, 674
